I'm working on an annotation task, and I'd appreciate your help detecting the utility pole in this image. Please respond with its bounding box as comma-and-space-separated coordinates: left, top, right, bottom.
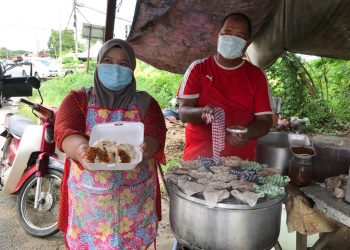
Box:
104, 0, 117, 42
59, 8, 62, 57
73, 0, 79, 58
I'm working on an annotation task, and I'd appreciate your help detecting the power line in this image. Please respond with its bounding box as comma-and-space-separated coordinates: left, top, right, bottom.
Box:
66, 8, 74, 30
76, 7, 90, 23
116, 0, 123, 12
79, 2, 132, 23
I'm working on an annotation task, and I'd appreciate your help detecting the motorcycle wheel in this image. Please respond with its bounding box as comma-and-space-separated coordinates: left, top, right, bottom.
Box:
16, 168, 63, 237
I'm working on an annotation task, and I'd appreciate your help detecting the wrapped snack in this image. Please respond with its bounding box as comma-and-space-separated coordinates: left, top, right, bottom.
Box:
253, 184, 285, 197
210, 165, 231, 174
212, 173, 237, 183
240, 161, 267, 172
189, 170, 213, 180
182, 181, 205, 196
231, 190, 264, 207
204, 188, 230, 208
179, 160, 201, 169
231, 179, 254, 192
258, 167, 282, 177
221, 156, 241, 167
258, 174, 290, 186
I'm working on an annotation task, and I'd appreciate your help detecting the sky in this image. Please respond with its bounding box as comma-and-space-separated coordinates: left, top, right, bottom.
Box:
0, 0, 136, 54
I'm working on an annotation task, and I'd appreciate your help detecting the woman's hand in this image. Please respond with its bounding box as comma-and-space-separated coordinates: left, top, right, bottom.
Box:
140, 142, 150, 160
140, 136, 160, 161
75, 144, 93, 171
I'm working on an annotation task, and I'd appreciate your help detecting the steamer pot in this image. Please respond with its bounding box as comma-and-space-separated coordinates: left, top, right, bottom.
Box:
255, 131, 292, 175
168, 181, 285, 250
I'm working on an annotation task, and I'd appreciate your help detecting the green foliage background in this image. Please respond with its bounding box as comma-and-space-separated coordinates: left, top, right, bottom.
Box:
266, 53, 350, 135
20, 54, 349, 137
21, 60, 181, 112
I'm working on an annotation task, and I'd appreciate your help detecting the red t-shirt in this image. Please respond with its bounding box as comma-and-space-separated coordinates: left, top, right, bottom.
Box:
177, 56, 272, 160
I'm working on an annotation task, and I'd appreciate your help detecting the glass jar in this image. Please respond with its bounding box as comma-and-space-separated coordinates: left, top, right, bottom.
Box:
288, 156, 313, 187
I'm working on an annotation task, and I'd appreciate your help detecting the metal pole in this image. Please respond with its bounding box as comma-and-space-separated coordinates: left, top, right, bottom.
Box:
73, 0, 79, 57
86, 25, 92, 73
104, 0, 117, 42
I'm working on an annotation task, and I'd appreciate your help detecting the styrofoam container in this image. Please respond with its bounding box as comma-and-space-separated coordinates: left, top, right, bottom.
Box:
86, 121, 144, 171
288, 133, 311, 147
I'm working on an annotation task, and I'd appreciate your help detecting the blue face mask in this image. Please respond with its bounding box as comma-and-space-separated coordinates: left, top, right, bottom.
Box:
98, 64, 133, 91
217, 35, 247, 59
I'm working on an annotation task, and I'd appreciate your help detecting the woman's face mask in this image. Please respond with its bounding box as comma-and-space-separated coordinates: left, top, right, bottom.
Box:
98, 63, 133, 91
217, 35, 247, 59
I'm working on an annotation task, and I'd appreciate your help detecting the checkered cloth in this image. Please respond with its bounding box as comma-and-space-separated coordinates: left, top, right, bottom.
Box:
232, 169, 259, 182
204, 107, 225, 164
198, 156, 219, 168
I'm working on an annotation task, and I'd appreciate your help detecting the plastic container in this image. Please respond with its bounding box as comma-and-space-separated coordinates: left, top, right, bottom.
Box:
311, 135, 350, 182
288, 133, 311, 147
86, 121, 144, 171
288, 156, 313, 187
226, 126, 248, 135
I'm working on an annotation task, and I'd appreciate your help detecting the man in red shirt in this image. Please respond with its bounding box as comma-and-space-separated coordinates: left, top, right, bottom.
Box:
177, 13, 272, 161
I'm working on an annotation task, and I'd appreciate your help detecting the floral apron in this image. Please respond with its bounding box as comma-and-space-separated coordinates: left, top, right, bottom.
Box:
65, 92, 157, 250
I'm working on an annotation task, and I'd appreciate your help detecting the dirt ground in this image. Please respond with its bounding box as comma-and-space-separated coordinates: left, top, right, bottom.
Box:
0, 102, 184, 250
158, 119, 186, 249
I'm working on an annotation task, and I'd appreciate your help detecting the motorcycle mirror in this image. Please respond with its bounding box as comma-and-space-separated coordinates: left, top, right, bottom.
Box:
26, 76, 41, 89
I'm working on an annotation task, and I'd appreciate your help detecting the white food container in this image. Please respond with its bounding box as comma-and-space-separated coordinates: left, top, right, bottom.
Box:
86, 121, 144, 171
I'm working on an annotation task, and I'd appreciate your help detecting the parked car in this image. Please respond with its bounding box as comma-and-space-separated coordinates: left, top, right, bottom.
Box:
0, 61, 32, 107
22, 57, 52, 80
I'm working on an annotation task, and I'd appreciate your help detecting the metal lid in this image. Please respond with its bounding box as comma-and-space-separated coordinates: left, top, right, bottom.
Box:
167, 180, 286, 210
226, 126, 248, 134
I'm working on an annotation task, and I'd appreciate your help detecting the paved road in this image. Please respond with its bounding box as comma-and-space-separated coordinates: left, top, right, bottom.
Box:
0, 99, 66, 250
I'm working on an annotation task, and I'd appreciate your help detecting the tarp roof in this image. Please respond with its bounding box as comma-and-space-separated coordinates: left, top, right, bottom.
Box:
127, 0, 350, 73
79, 41, 103, 59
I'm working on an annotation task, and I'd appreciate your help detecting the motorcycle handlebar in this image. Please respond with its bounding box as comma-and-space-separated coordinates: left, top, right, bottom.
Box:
19, 98, 55, 121
19, 98, 35, 107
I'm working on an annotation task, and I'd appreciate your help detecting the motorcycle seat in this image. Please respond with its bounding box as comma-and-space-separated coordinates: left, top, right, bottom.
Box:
8, 114, 35, 137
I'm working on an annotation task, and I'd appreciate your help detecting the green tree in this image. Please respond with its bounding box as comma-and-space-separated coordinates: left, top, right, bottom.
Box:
267, 52, 350, 135
0, 47, 8, 58
47, 29, 78, 58
0, 47, 29, 59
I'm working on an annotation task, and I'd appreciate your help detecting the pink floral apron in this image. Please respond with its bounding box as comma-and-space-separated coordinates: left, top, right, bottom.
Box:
65, 92, 157, 249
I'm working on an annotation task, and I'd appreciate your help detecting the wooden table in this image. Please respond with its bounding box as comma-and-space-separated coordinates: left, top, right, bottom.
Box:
285, 184, 350, 250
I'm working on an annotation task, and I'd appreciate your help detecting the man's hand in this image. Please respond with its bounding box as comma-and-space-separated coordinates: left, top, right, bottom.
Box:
227, 132, 249, 146
201, 105, 214, 124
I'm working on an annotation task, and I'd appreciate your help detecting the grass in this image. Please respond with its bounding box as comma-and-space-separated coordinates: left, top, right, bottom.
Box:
18, 60, 183, 119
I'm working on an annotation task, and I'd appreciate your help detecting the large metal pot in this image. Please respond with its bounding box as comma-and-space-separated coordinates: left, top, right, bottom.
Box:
255, 131, 292, 175
168, 181, 285, 250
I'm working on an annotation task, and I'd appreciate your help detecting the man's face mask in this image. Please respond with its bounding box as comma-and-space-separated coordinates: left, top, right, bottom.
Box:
98, 64, 133, 91
217, 35, 247, 60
